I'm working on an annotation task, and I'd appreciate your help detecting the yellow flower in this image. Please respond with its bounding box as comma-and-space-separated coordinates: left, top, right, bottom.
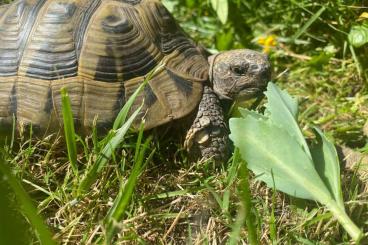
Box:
257, 35, 277, 53
358, 12, 368, 21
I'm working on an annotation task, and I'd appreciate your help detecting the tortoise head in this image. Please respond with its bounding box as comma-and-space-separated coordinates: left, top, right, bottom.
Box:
209, 49, 271, 101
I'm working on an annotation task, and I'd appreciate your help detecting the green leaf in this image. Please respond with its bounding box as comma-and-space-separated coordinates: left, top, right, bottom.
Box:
185, 0, 196, 8
216, 28, 234, 50
348, 25, 368, 48
161, 0, 176, 12
307, 52, 333, 70
310, 127, 344, 209
230, 82, 363, 241
264, 83, 311, 159
229, 117, 331, 201
265, 82, 298, 121
211, 0, 228, 24
238, 107, 267, 121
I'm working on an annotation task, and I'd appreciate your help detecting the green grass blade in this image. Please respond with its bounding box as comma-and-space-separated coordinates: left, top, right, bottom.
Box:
239, 160, 258, 245
112, 63, 165, 130
349, 45, 362, 77
229, 202, 246, 245
92, 116, 99, 154
134, 122, 145, 163
292, 6, 326, 41
112, 81, 146, 131
229, 148, 258, 245
78, 63, 164, 194
61, 87, 78, 176
78, 106, 142, 195
0, 177, 31, 244
10, 113, 15, 150
269, 172, 277, 243
104, 136, 154, 242
0, 157, 56, 245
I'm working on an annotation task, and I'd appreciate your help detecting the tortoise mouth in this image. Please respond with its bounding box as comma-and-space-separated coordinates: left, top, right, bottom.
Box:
215, 85, 266, 101
236, 89, 262, 101
235, 84, 267, 101
237, 68, 271, 100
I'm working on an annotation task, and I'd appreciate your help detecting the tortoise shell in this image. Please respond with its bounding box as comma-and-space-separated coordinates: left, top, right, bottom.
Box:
0, 0, 208, 132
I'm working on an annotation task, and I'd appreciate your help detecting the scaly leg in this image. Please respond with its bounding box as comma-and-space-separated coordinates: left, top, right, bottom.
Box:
184, 85, 229, 163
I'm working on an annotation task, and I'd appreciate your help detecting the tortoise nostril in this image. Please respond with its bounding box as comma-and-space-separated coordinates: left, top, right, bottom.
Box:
261, 68, 271, 82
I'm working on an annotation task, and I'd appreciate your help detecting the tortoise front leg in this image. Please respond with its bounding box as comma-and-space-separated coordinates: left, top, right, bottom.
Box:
184, 85, 229, 163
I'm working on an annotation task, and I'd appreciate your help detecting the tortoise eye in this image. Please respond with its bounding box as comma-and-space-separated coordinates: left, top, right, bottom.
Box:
231, 64, 248, 75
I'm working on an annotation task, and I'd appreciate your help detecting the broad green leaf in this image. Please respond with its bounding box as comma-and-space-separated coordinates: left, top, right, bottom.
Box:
230, 82, 363, 241
265, 82, 298, 121
310, 127, 344, 209
161, 0, 176, 12
229, 117, 331, 201
348, 25, 368, 48
238, 107, 267, 121
264, 83, 311, 159
211, 0, 228, 24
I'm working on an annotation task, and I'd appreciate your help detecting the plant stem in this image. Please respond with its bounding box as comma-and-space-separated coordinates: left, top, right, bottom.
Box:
238, 158, 259, 245
326, 200, 363, 242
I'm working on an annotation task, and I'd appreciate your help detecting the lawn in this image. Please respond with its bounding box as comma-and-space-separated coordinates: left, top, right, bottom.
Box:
0, 0, 367, 244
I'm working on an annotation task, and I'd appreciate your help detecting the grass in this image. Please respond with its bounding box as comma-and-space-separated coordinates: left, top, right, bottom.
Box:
0, 157, 56, 245
1, 0, 368, 244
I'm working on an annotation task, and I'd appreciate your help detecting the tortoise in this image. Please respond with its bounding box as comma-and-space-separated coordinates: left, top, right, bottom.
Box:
0, 0, 270, 162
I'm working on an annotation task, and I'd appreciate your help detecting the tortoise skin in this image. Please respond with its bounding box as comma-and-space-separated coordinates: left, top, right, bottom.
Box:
0, 0, 208, 132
